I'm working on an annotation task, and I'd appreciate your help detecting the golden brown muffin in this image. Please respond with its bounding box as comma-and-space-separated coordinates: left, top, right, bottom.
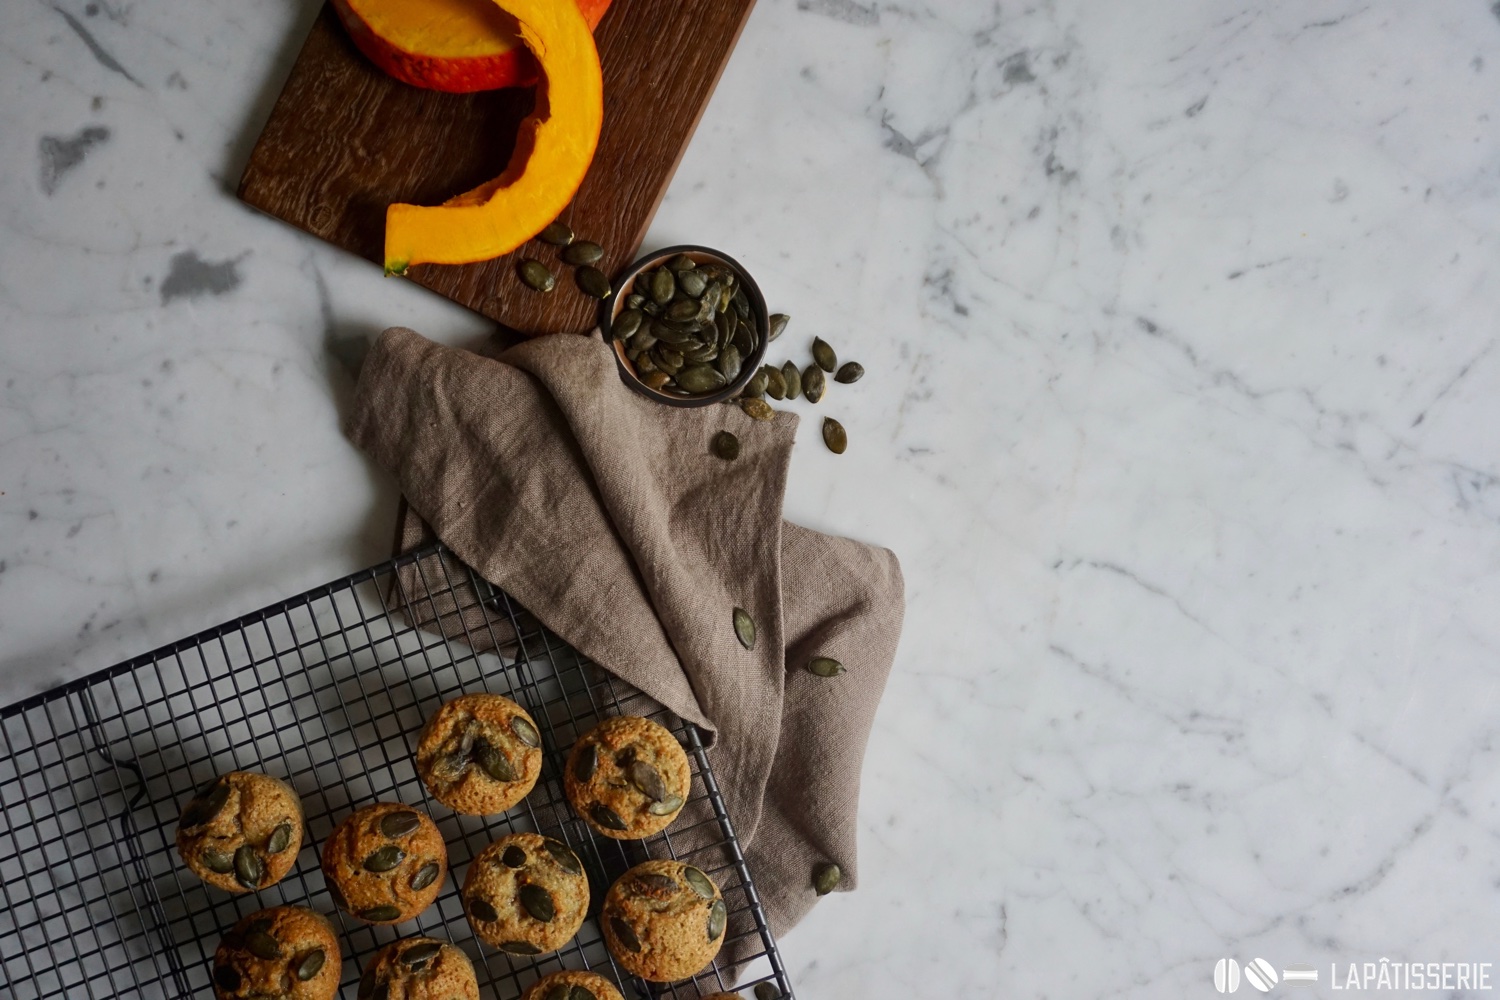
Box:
601, 860, 726, 982
212, 905, 338, 1000
321, 802, 447, 925
563, 716, 691, 839
416, 693, 544, 815
521, 970, 626, 1000
357, 936, 479, 1000
461, 832, 589, 956
176, 771, 304, 893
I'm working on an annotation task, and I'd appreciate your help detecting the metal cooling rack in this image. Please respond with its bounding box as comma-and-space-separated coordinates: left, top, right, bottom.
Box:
0, 542, 794, 1000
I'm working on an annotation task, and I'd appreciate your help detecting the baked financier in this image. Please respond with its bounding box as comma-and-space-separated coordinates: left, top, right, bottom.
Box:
462, 832, 589, 956
522, 970, 626, 1000
358, 936, 480, 1000
321, 802, 446, 924
601, 860, 726, 982
564, 716, 690, 839
416, 693, 543, 815
212, 905, 338, 1000
176, 771, 303, 893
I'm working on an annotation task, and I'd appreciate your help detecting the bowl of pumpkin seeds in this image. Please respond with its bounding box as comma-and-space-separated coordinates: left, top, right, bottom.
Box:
600, 245, 769, 407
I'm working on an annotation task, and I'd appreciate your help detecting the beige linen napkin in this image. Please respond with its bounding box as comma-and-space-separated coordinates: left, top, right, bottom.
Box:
345, 325, 904, 955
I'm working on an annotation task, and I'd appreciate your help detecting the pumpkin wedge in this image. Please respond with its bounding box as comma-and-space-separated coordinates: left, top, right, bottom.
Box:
383, 0, 604, 274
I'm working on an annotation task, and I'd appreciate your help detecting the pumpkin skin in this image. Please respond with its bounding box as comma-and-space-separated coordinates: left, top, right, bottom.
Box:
332, 0, 611, 93
383, 0, 604, 273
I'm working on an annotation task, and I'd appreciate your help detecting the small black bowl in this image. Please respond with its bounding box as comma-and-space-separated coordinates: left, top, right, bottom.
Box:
598, 244, 770, 407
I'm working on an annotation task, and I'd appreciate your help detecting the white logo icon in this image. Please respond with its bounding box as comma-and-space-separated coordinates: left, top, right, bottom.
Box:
1244, 958, 1278, 992
1282, 964, 1319, 988
1215, 958, 1241, 993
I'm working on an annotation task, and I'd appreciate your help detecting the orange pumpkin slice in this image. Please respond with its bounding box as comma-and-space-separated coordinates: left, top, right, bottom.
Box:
383, 0, 604, 274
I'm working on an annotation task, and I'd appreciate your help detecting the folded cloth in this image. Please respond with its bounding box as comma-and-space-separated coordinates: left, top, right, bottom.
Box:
346, 326, 904, 957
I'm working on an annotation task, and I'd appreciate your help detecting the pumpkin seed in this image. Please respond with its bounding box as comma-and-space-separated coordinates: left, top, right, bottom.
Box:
740, 398, 774, 421
733, 287, 750, 320
627, 760, 667, 801
589, 803, 628, 831
626, 293, 645, 309
410, 862, 441, 891
500, 940, 543, 955
647, 793, 684, 816
755, 984, 782, 1000
214, 965, 242, 992
822, 417, 847, 455
808, 656, 846, 677
653, 347, 684, 374
733, 317, 757, 356
648, 268, 675, 304
233, 845, 263, 889
510, 715, 541, 748
373, 982, 392, 1000
468, 897, 499, 923
716, 344, 743, 383
573, 742, 598, 782
613, 308, 644, 341
502, 845, 528, 869
576, 266, 612, 300
265, 822, 292, 854
609, 916, 642, 952
667, 253, 697, 272
538, 221, 574, 246
802, 364, 826, 403
359, 905, 402, 922
561, 240, 604, 266
327, 879, 349, 911
666, 299, 699, 323
743, 368, 769, 399
294, 948, 325, 981
379, 810, 421, 839
763, 365, 786, 400
632, 872, 680, 895
650, 320, 693, 345
676, 364, 727, 394
543, 838, 583, 875
357, 966, 379, 999
768, 313, 789, 342
182, 780, 229, 828
246, 929, 281, 960
571, 988, 597, 1000
781, 361, 801, 399
712, 430, 740, 461
678, 270, 707, 297
402, 942, 441, 969
519, 883, 556, 922
834, 361, 864, 384
475, 740, 519, 782
202, 848, 235, 873
813, 862, 842, 895
812, 337, 837, 373
626, 328, 657, 353
707, 898, 727, 941
682, 865, 715, 899
733, 607, 757, 649
518, 259, 555, 293
363, 845, 404, 873
642, 367, 672, 389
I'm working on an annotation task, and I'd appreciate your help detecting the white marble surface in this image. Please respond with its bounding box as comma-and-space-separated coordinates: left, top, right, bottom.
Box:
5, 0, 1500, 994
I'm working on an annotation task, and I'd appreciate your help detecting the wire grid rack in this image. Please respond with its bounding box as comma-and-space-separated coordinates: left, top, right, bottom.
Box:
0, 542, 794, 1000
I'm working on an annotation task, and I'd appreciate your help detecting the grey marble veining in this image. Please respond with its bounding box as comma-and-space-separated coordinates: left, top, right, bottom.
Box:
4, 0, 1500, 996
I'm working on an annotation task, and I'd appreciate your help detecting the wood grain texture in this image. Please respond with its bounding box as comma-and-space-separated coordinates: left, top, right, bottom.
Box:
238, 0, 757, 336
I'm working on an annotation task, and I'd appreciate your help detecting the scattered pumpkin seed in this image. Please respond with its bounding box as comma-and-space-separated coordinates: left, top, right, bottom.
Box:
763, 365, 787, 400
360, 904, 402, 922
647, 793, 684, 816
627, 760, 667, 801
589, 803, 628, 831
812, 337, 837, 373
561, 240, 604, 266
743, 368, 769, 399
573, 743, 599, 783
733, 607, 757, 649
214, 966, 241, 992
266, 822, 292, 854
364, 845, 404, 873
519, 883, 556, 922
502, 845, 528, 869
781, 362, 801, 400
402, 942, 441, 969
813, 862, 842, 895
712, 430, 740, 461
576, 266, 612, 300
822, 417, 847, 454
202, 848, 235, 874
294, 948, 326, 981
808, 656, 846, 677
499, 941, 542, 955
538, 221, 574, 246
410, 862, 441, 891
707, 898, 727, 941
609, 916, 642, 952
518, 259, 555, 293
233, 845, 263, 889
802, 364, 826, 403
834, 361, 864, 384
682, 865, 715, 899
543, 838, 583, 875
613, 308, 644, 341
379, 810, 421, 839
768, 313, 789, 342
246, 930, 281, 960
510, 715, 541, 748
755, 983, 782, 1000
739, 398, 774, 421
476, 740, 519, 782
468, 897, 499, 923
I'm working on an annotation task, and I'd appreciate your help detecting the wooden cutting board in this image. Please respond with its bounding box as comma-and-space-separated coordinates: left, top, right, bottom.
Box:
238, 0, 757, 335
